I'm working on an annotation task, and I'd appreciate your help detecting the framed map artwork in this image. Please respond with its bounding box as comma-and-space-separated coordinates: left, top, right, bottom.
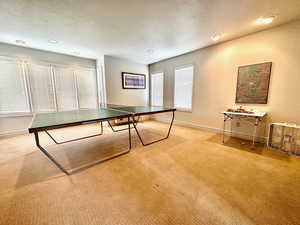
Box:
235, 62, 272, 104
122, 72, 146, 89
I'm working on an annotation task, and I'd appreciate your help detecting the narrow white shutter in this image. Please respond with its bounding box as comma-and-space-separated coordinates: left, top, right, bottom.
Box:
76, 67, 98, 109
53, 66, 77, 111
174, 65, 194, 111
0, 59, 30, 113
151, 72, 164, 106
28, 63, 56, 112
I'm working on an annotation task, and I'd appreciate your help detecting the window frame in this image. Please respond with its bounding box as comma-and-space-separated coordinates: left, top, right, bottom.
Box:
52, 64, 79, 111
150, 71, 164, 107
75, 67, 99, 109
0, 57, 31, 116
0, 56, 99, 117
26, 61, 57, 113
173, 64, 195, 112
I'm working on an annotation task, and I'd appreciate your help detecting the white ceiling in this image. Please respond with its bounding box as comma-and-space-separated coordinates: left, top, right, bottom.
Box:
1, 0, 300, 64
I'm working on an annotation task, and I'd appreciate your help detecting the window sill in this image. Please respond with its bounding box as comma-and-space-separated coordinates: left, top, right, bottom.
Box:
0, 112, 33, 118
176, 108, 192, 113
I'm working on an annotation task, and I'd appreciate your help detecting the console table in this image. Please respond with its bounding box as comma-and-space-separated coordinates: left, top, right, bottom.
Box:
222, 111, 267, 147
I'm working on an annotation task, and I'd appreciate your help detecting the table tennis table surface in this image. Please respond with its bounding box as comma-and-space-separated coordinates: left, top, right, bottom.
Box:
29, 104, 175, 133
28, 104, 176, 175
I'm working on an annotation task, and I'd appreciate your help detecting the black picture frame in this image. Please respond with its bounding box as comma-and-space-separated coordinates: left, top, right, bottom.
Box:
121, 72, 146, 89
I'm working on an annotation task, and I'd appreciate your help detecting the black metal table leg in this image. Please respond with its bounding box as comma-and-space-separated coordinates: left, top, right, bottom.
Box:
33, 118, 132, 175
45, 121, 104, 144
34, 132, 70, 175
107, 116, 140, 132
132, 111, 175, 146
128, 116, 132, 149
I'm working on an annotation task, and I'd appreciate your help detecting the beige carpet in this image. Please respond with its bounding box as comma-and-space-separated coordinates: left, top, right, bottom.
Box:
0, 120, 300, 225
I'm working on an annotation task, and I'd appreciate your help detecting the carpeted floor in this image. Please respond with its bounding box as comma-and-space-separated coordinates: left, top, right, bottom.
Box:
0, 120, 300, 225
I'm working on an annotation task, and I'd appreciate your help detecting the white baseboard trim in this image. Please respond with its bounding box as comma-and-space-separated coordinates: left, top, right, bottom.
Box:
154, 117, 267, 143
0, 118, 268, 143
0, 129, 28, 137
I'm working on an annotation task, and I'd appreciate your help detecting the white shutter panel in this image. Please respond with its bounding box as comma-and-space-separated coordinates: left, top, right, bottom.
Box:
54, 66, 77, 111
76, 67, 98, 109
0, 59, 30, 113
28, 63, 56, 112
151, 72, 164, 106
174, 65, 194, 111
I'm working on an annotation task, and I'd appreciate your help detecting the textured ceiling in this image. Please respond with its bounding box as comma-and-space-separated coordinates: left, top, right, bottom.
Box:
0, 0, 300, 64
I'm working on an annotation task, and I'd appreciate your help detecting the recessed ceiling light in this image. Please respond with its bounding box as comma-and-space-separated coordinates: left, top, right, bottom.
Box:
15, 40, 26, 45
211, 35, 221, 41
48, 39, 58, 44
256, 16, 275, 25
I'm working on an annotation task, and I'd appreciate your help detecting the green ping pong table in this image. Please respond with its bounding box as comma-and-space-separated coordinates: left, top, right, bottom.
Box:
28, 104, 176, 175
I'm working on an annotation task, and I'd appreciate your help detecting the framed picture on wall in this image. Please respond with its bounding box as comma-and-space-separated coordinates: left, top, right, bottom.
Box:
235, 62, 272, 104
122, 72, 146, 89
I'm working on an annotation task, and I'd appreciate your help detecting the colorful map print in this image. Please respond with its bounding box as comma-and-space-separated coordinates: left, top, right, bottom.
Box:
236, 62, 272, 104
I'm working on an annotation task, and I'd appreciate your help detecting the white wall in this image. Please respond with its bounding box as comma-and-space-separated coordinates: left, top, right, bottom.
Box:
0, 116, 33, 136
149, 20, 300, 139
104, 55, 149, 106
0, 43, 97, 136
0, 43, 96, 67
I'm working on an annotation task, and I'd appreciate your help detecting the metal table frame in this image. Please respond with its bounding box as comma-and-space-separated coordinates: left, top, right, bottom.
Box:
132, 111, 175, 146
45, 121, 104, 144
222, 111, 266, 147
30, 116, 132, 175
107, 116, 140, 132
29, 107, 176, 175
107, 109, 176, 146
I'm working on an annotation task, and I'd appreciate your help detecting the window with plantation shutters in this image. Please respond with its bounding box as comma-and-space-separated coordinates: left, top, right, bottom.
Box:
75, 67, 98, 109
27, 63, 56, 112
174, 65, 194, 111
0, 55, 100, 117
0, 59, 30, 113
151, 72, 164, 106
53, 66, 78, 111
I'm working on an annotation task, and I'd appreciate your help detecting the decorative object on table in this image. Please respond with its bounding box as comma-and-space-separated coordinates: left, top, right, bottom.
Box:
235, 62, 272, 104
268, 123, 300, 156
227, 106, 254, 114
222, 109, 267, 147
122, 72, 146, 89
